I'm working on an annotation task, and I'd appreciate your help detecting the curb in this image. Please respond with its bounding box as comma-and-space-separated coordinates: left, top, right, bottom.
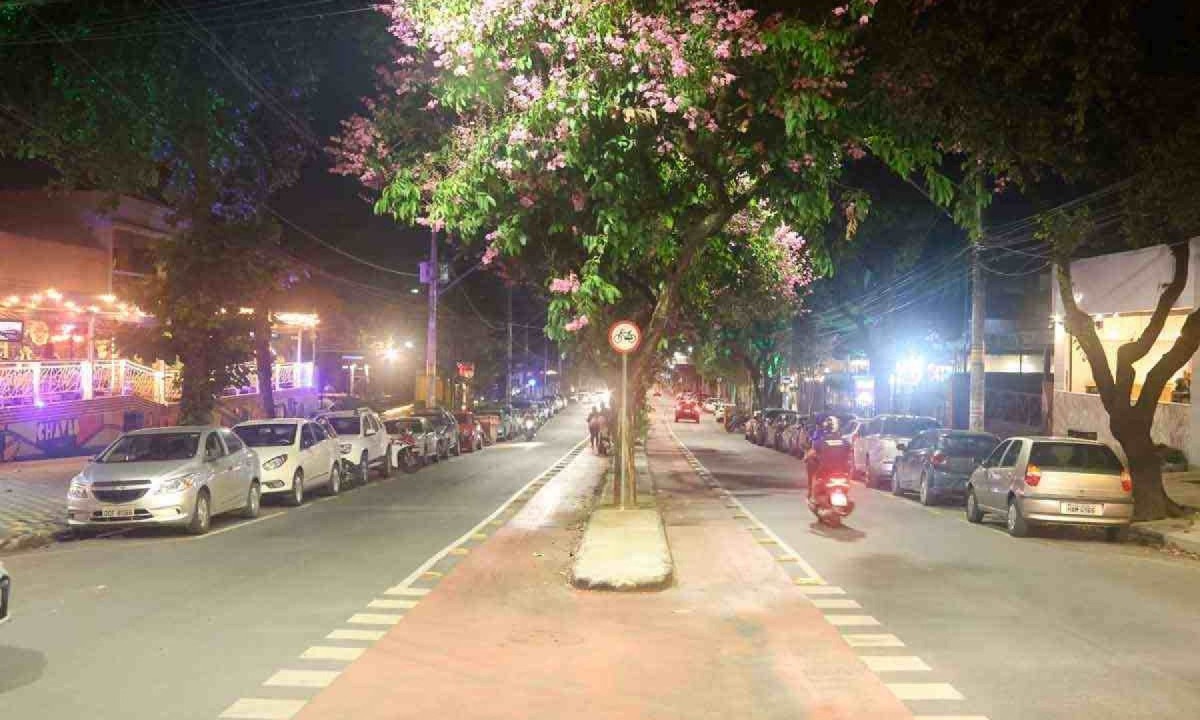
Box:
0, 526, 60, 554
1129, 520, 1200, 555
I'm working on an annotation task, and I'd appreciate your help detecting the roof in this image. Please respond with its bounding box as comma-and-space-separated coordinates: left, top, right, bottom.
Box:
126, 425, 216, 435
233, 418, 307, 427
1007, 435, 1108, 445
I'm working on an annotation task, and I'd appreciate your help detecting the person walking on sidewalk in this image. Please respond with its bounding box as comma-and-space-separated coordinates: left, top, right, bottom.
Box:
587, 407, 602, 451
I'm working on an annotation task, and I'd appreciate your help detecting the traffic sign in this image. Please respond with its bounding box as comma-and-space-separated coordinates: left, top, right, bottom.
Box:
608, 320, 642, 354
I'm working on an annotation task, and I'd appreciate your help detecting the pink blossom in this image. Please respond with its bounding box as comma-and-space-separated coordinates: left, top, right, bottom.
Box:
549, 272, 581, 294
859, 15, 870, 25
481, 242, 500, 266
519, 195, 536, 208
833, 5, 847, 16
571, 192, 586, 211
564, 315, 589, 333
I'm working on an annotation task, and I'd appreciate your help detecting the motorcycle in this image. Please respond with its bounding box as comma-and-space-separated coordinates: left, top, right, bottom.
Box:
523, 416, 537, 441
806, 439, 856, 528
394, 432, 422, 474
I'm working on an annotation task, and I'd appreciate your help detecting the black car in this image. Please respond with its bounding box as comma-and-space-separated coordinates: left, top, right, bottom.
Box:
891, 429, 1000, 506
1, 562, 11, 625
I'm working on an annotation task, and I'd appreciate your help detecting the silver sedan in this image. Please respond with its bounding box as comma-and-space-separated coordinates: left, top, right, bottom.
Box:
66, 426, 261, 535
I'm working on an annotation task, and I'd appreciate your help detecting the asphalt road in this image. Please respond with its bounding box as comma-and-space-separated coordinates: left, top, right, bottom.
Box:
670, 413, 1200, 720
0, 406, 585, 720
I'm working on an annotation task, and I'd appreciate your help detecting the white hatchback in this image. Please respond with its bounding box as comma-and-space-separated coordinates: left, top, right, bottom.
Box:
233, 419, 344, 505
317, 409, 394, 481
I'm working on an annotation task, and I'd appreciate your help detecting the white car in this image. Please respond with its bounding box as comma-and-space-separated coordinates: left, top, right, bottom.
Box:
233, 419, 344, 505
853, 414, 940, 488
317, 409, 393, 481
382, 415, 439, 471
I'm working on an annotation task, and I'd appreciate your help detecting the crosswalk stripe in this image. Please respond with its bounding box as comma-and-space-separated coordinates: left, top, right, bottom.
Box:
347, 613, 403, 626
383, 586, 430, 597
843, 634, 905, 647
301, 646, 365, 661
860, 656, 931, 672
326, 629, 386, 641
812, 598, 861, 609
825, 615, 880, 627
219, 698, 307, 719
796, 585, 846, 595
368, 598, 418, 609
263, 669, 341, 688
887, 683, 964, 700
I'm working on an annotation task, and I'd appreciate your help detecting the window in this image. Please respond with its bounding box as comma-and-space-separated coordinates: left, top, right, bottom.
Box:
300, 424, 317, 449
100, 433, 200, 463
310, 423, 328, 442
327, 416, 361, 436
942, 434, 1000, 459
205, 433, 224, 459
234, 424, 297, 447
907, 433, 932, 451
981, 441, 1009, 468
999, 441, 1023, 468
1029, 442, 1123, 474
221, 430, 245, 453
882, 417, 940, 437
866, 419, 882, 436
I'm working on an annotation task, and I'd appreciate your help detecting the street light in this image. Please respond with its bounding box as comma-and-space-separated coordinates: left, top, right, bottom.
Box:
383, 347, 400, 362
403, 340, 415, 349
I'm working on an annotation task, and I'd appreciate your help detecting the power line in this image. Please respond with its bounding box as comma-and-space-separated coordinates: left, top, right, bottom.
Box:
265, 206, 419, 277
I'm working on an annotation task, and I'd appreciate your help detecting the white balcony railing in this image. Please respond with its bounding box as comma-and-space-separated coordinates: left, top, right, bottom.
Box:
0, 360, 314, 409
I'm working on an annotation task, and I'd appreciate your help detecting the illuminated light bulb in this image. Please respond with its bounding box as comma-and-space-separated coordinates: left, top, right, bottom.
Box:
45, 288, 62, 300
99, 294, 116, 304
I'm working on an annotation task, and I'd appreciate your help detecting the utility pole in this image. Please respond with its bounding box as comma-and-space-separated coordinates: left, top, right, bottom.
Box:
969, 181, 986, 431
425, 228, 439, 406
506, 287, 513, 401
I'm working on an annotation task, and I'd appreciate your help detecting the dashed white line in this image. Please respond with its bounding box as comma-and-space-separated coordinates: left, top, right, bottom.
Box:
326, 628, 386, 641
913, 716, 989, 720
860, 656, 931, 672
301, 645, 365, 661
796, 585, 846, 596
263, 669, 341, 688
887, 683, 965, 701
219, 698, 307, 719
843, 633, 906, 648
811, 598, 862, 609
825, 614, 881, 627
347, 613, 403, 626
367, 598, 418, 609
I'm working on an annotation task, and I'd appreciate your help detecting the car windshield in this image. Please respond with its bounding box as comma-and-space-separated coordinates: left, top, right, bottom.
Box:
233, 424, 297, 447
384, 419, 420, 434
942, 435, 999, 457
883, 418, 938, 437
454, 413, 473, 423
99, 433, 201, 463
327, 417, 361, 436
1029, 442, 1124, 474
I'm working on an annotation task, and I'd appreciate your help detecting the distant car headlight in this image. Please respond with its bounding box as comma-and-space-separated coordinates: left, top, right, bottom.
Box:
156, 472, 199, 494
67, 476, 89, 499
339, 442, 353, 454
262, 454, 288, 471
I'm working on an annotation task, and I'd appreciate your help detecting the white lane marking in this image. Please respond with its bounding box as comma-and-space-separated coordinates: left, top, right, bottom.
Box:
184, 509, 289, 541
825, 615, 881, 627
384, 586, 430, 597
843, 634, 906, 647
797, 585, 846, 596
347, 613, 403, 626
887, 683, 965, 700
263, 669, 341, 688
301, 645, 365, 661
860, 656, 931, 672
811, 598, 861, 609
913, 716, 990, 720
326, 628, 386, 641
384, 438, 589, 595
665, 424, 824, 584
367, 598, 418, 609
219, 698, 307, 719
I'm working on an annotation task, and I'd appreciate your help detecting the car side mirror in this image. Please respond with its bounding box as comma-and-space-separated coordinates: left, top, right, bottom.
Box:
364, 429, 376, 437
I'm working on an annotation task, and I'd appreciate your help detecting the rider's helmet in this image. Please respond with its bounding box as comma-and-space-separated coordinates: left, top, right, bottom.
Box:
822, 415, 839, 435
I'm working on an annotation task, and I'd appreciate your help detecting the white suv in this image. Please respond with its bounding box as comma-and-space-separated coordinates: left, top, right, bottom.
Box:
233, 419, 344, 505
318, 409, 393, 482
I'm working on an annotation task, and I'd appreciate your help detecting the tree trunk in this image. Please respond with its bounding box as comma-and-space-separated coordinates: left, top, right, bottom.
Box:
178, 347, 215, 425
255, 310, 275, 419
1110, 413, 1182, 521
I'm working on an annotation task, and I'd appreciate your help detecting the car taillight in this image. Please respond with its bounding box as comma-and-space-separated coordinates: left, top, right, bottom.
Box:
1024, 464, 1041, 487
930, 451, 947, 467
1121, 471, 1132, 493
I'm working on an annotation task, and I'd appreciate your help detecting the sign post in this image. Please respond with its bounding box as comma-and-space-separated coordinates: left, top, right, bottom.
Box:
607, 320, 642, 509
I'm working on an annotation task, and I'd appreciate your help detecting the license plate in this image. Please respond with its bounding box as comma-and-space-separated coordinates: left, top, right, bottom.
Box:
1061, 502, 1102, 516
100, 506, 136, 518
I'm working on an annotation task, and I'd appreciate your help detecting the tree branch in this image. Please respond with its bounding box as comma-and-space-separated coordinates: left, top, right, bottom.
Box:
1137, 307, 1200, 414
1057, 260, 1121, 411
1116, 243, 1189, 401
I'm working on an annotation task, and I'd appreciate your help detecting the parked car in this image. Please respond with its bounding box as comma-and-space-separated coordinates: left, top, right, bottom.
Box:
966, 437, 1134, 540
413, 407, 462, 458
474, 405, 511, 443
67, 426, 261, 535
765, 411, 797, 451
842, 418, 865, 445
317, 409, 394, 481
750, 409, 789, 445
382, 415, 439, 470
675, 398, 701, 423
454, 411, 486, 452
743, 411, 763, 441
892, 430, 999, 506
782, 416, 811, 457
714, 402, 737, 424
0, 562, 10, 625
701, 398, 719, 414
853, 414, 940, 488
233, 419, 344, 505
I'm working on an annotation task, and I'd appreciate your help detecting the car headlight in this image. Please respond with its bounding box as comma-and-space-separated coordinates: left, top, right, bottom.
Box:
68, 476, 89, 499
262, 454, 288, 471
339, 442, 352, 454
525, 419, 534, 429
157, 472, 199, 494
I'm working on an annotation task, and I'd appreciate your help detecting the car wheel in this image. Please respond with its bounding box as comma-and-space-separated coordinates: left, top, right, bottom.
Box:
451, 439, 461, 457
402, 449, 420, 474
325, 464, 342, 496
359, 452, 370, 482
966, 488, 984, 523
187, 489, 211, 535
1105, 526, 1128, 543
285, 470, 304, 507
243, 481, 261, 518
919, 474, 935, 506
439, 441, 448, 460
1006, 497, 1029, 537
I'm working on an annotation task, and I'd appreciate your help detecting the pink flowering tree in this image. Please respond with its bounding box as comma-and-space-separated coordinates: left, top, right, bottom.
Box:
333, 0, 947, 400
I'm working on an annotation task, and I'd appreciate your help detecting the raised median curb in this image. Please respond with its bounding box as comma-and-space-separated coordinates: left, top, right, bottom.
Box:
1130, 516, 1200, 555
570, 445, 674, 591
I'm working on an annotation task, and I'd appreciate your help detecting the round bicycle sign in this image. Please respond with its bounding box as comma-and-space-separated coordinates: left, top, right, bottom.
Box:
608, 320, 642, 355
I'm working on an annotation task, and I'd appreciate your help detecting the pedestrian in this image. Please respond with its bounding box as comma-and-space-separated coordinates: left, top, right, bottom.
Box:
587, 406, 601, 450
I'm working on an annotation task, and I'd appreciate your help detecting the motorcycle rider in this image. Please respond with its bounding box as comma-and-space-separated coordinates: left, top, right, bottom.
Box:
805, 415, 849, 504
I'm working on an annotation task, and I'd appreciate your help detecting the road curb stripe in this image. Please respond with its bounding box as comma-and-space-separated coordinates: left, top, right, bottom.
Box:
300, 646, 366, 661
219, 698, 307, 719
263, 670, 341, 688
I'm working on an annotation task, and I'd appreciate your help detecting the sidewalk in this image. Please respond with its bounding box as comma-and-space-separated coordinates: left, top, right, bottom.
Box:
293, 422, 913, 720
1131, 471, 1200, 554
0, 455, 82, 551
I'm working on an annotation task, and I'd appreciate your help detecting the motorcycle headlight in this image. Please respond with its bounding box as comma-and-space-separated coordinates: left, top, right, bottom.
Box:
262, 454, 288, 471
830, 491, 848, 507
68, 476, 89, 499
339, 442, 352, 454
525, 419, 534, 429
157, 472, 199, 494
